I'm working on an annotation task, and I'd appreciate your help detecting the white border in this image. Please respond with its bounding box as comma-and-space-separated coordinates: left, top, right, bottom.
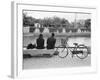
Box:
11, 1, 97, 78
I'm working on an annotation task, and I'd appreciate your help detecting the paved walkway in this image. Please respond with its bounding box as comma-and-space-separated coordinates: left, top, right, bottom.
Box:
23, 54, 91, 69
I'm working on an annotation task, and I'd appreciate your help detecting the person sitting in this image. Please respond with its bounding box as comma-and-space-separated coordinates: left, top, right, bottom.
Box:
47, 33, 56, 49
36, 34, 45, 49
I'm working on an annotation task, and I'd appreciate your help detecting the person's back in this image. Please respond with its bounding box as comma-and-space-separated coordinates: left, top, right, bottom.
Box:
36, 34, 45, 49
47, 33, 56, 49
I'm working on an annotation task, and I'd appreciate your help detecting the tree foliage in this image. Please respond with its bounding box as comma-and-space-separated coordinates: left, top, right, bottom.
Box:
85, 19, 91, 29
23, 13, 91, 30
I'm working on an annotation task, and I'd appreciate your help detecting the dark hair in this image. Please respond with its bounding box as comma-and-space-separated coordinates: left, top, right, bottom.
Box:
52, 33, 55, 37
39, 34, 43, 38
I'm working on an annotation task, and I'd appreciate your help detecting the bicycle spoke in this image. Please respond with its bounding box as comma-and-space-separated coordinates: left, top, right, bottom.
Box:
76, 46, 88, 59
56, 45, 68, 58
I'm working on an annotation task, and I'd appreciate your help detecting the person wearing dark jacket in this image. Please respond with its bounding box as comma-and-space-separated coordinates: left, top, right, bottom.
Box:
47, 33, 56, 49
36, 34, 45, 49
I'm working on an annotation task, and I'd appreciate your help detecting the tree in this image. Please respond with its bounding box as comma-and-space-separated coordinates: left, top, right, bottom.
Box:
23, 13, 37, 27
85, 19, 91, 29
23, 13, 28, 27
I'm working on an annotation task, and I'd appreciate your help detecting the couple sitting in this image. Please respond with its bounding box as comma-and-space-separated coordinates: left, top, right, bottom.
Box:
36, 33, 56, 49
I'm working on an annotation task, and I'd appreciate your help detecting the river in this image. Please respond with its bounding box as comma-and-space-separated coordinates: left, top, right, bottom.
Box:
23, 36, 91, 48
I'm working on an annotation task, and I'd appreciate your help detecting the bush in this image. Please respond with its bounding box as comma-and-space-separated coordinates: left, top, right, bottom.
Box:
65, 28, 70, 33
49, 28, 57, 33
58, 28, 63, 33
39, 28, 44, 33
29, 27, 35, 33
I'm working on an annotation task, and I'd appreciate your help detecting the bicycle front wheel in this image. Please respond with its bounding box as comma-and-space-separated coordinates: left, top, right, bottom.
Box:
56, 45, 68, 58
76, 45, 88, 59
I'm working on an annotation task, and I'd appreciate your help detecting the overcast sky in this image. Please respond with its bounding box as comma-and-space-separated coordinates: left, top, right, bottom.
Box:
23, 11, 91, 22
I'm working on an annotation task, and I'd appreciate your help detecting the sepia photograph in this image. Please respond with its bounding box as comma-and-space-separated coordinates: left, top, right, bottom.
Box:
23, 9, 91, 69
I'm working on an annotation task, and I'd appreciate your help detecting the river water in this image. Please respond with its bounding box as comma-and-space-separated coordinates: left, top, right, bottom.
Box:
23, 36, 91, 48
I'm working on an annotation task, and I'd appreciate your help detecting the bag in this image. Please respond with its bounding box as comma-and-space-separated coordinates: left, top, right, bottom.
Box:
27, 43, 36, 49
53, 51, 59, 55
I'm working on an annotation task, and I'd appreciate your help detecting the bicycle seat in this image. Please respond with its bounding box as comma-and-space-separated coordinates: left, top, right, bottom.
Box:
73, 43, 78, 46
78, 44, 85, 46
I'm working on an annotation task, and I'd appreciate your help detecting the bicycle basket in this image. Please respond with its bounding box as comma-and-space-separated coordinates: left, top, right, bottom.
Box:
61, 39, 67, 46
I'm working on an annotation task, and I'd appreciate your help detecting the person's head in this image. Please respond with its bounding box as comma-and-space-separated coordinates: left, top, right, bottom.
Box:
51, 33, 55, 37
39, 34, 43, 38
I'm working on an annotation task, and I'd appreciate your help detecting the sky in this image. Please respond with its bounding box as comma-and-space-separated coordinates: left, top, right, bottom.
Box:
23, 10, 91, 22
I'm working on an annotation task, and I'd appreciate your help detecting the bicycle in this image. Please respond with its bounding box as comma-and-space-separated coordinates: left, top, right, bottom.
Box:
56, 38, 89, 59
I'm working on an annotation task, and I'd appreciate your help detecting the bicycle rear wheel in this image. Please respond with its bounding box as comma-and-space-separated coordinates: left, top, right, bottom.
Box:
76, 45, 88, 59
56, 45, 68, 58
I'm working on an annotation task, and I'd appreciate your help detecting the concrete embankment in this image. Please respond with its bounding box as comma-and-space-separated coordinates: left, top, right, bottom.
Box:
23, 32, 91, 37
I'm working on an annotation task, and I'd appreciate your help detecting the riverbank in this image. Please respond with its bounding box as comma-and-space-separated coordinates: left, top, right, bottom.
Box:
23, 32, 91, 38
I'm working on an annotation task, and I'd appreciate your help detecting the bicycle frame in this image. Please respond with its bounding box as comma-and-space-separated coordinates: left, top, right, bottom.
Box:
63, 43, 78, 58
56, 38, 88, 59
